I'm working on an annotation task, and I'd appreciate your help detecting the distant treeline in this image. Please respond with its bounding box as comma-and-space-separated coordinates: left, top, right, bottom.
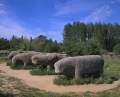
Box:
63, 22, 120, 55
0, 22, 120, 55
0, 35, 62, 52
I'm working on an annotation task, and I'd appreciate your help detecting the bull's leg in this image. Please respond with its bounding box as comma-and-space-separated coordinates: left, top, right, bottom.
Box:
47, 65, 51, 71
23, 62, 27, 69
75, 64, 80, 80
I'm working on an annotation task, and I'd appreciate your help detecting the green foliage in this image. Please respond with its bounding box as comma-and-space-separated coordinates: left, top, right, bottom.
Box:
82, 41, 100, 55
0, 22, 120, 55
104, 55, 120, 80
63, 22, 120, 55
11, 64, 37, 70
44, 40, 60, 52
9, 36, 31, 50
31, 35, 61, 52
0, 38, 10, 50
0, 35, 62, 53
54, 75, 73, 85
54, 75, 117, 85
0, 57, 8, 63
31, 35, 47, 52
113, 44, 120, 54
7, 60, 58, 75
7, 60, 22, 69
0, 91, 14, 97
6, 60, 36, 70
0, 50, 9, 57
0, 50, 9, 63
30, 68, 57, 75
6, 60, 12, 66
0, 34, 62, 55
63, 40, 100, 55
10, 63, 24, 69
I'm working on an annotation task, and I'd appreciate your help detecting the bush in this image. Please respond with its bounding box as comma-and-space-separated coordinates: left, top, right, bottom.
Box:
82, 41, 101, 55
7, 60, 36, 70
30, 68, 57, 75
0, 57, 8, 63
63, 41, 101, 56
10, 63, 24, 69
95, 77, 105, 84
11, 64, 37, 70
103, 55, 120, 81
113, 44, 120, 54
54, 74, 117, 85
0, 50, 9, 57
0, 91, 14, 97
54, 75, 73, 85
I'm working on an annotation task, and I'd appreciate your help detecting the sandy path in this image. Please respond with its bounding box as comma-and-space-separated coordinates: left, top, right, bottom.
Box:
0, 63, 120, 93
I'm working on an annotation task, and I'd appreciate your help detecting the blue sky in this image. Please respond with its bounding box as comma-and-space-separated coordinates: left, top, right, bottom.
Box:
0, 0, 120, 41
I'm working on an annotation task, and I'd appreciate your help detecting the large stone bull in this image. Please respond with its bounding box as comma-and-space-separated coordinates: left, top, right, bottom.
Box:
54, 55, 104, 79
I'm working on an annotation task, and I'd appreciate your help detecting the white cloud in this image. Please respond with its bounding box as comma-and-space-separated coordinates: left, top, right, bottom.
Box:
37, 31, 63, 42
54, 0, 103, 16
82, 5, 112, 23
0, 2, 61, 41
0, 3, 7, 15
0, 18, 34, 39
35, 28, 63, 42
0, 3, 4, 7
0, 2, 36, 39
55, 0, 81, 16
0, 9, 6, 15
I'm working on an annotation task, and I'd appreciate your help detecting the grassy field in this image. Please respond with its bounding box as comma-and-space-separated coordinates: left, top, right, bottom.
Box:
103, 55, 120, 79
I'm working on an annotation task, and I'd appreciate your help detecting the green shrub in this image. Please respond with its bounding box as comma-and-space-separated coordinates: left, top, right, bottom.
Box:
0, 91, 14, 97
113, 44, 120, 54
54, 75, 73, 85
10, 63, 24, 69
7, 60, 23, 69
30, 68, 57, 75
11, 64, 37, 70
0, 50, 9, 57
0, 57, 8, 63
6, 60, 12, 66
54, 74, 117, 85
7, 60, 36, 70
95, 77, 104, 84
82, 41, 101, 55
63, 41, 101, 56
104, 78, 113, 84
98, 49, 108, 55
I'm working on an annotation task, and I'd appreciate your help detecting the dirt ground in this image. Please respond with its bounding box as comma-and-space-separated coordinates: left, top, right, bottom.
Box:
0, 63, 120, 93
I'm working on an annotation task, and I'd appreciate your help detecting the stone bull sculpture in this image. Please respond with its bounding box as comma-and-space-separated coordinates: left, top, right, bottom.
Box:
54, 55, 104, 79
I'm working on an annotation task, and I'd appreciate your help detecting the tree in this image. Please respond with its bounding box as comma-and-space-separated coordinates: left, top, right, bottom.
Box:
63, 22, 120, 55
0, 37, 9, 50
9, 36, 20, 50
44, 39, 59, 52
31, 35, 47, 52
